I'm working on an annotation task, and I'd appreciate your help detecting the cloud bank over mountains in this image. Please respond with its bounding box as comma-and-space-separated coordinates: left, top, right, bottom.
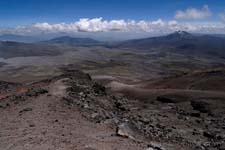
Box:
1, 18, 223, 35
0, 5, 225, 35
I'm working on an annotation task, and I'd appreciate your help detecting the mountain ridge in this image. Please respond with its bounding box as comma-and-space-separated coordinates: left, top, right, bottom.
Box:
41, 36, 101, 46
0, 34, 42, 43
115, 31, 225, 58
0, 41, 77, 58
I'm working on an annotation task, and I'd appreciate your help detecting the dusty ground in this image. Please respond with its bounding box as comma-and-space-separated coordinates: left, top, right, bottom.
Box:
0, 67, 225, 150
0, 77, 145, 150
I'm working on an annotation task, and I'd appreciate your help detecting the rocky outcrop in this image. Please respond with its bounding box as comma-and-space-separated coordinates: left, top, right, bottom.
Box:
42, 69, 225, 150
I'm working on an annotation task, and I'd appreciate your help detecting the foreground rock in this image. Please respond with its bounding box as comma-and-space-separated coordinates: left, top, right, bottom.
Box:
62, 69, 225, 150
1, 68, 225, 150
0, 70, 145, 150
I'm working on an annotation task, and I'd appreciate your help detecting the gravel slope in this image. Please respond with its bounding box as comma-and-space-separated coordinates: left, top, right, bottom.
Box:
0, 78, 145, 150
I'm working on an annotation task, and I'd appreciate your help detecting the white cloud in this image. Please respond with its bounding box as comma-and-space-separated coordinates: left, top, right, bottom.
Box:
33, 18, 133, 32
219, 13, 225, 23
168, 20, 178, 26
151, 19, 165, 26
175, 5, 212, 20
1, 18, 225, 35
31, 18, 168, 33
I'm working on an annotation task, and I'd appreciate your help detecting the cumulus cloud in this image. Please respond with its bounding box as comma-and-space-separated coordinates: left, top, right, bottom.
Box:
1, 17, 225, 35
151, 19, 165, 26
175, 5, 212, 20
33, 18, 149, 33
30, 18, 183, 33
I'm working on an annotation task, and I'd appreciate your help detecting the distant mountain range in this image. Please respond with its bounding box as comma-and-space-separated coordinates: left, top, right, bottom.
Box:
0, 41, 77, 58
116, 31, 225, 58
1, 31, 225, 59
0, 36, 101, 58
41, 36, 101, 46
0, 34, 42, 43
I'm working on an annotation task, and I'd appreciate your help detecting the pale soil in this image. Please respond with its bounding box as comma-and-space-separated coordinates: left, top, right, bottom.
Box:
0, 78, 145, 150
106, 80, 225, 101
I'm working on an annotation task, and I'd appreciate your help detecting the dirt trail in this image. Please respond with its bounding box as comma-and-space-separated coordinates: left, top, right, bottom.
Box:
0, 78, 144, 150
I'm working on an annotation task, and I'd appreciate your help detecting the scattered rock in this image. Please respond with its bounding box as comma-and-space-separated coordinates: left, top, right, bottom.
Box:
147, 142, 166, 150
92, 83, 106, 95
0, 104, 3, 108
83, 145, 97, 150
103, 118, 119, 125
29, 124, 35, 127
0, 103, 9, 108
115, 100, 126, 111
117, 122, 135, 140
61, 69, 225, 150
83, 104, 90, 109
203, 131, 215, 139
91, 113, 99, 119
26, 88, 48, 97
219, 144, 225, 150
145, 148, 154, 150
191, 112, 201, 118
11, 95, 26, 102
19, 107, 33, 113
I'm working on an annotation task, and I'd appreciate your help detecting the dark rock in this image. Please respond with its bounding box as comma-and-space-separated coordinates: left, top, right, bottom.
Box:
219, 144, 225, 150
68, 84, 87, 93
19, 107, 33, 113
29, 124, 35, 127
92, 83, 106, 95
0, 102, 10, 108
11, 95, 26, 102
156, 95, 177, 103
222, 126, 225, 130
191, 112, 201, 117
115, 101, 126, 111
26, 88, 48, 97
191, 101, 210, 113
0, 104, 3, 108
202, 142, 211, 148
203, 131, 215, 139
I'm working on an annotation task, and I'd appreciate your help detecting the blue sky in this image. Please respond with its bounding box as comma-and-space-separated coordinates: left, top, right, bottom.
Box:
0, 0, 225, 36
0, 0, 224, 26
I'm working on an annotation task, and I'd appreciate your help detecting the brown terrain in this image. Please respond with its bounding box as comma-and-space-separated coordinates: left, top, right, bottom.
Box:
0, 70, 146, 150
0, 68, 225, 150
0, 32, 225, 150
